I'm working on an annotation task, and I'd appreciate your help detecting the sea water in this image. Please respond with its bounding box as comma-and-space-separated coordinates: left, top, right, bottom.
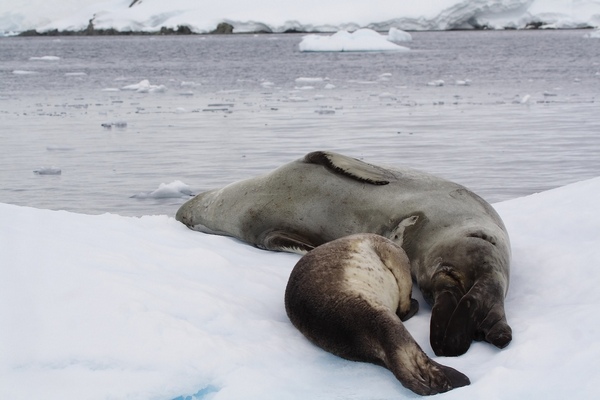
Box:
1, 30, 599, 217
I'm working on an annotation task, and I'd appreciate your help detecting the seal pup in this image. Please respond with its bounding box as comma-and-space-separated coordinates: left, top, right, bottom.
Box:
177, 150, 512, 356
285, 233, 470, 396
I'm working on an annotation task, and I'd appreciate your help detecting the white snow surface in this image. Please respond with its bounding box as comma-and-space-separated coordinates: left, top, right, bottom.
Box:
1, 0, 599, 35
1, 176, 600, 399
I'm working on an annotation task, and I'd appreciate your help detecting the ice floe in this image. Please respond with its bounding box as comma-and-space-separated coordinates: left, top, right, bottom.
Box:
299, 29, 410, 52
131, 180, 193, 199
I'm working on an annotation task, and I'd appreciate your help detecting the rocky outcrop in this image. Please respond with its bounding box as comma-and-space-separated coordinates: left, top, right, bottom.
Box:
211, 22, 234, 34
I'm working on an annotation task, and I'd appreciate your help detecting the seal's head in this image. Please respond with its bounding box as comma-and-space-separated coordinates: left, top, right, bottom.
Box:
424, 231, 511, 356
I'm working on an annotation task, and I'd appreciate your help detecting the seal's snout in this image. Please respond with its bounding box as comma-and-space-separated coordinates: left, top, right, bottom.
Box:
483, 317, 512, 349
175, 204, 193, 227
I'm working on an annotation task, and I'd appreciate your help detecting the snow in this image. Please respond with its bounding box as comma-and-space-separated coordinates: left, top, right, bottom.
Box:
299, 29, 410, 52
1, 0, 599, 35
1, 176, 600, 399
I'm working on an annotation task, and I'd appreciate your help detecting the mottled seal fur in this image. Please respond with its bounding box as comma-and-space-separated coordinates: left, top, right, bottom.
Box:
177, 150, 512, 356
285, 233, 470, 396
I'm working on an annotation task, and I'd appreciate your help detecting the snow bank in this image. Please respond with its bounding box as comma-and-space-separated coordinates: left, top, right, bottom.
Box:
1, 176, 600, 399
1, 0, 599, 35
299, 29, 410, 52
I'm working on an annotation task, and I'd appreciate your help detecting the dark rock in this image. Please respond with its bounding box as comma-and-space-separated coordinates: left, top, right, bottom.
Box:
160, 25, 194, 35
17, 29, 41, 36
86, 18, 95, 35
211, 22, 234, 34
525, 21, 544, 29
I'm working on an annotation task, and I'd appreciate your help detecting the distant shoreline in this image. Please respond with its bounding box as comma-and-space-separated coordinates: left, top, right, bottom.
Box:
11, 21, 597, 37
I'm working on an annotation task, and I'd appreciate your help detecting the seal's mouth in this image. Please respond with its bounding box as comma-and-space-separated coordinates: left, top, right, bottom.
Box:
466, 230, 498, 246
175, 207, 191, 227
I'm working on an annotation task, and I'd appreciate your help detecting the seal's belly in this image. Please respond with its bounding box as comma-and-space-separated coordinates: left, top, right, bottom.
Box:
341, 241, 400, 312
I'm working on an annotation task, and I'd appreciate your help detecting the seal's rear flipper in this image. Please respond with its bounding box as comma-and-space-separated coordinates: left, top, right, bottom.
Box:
305, 151, 395, 185
381, 318, 470, 395
262, 231, 316, 254
433, 361, 471, 391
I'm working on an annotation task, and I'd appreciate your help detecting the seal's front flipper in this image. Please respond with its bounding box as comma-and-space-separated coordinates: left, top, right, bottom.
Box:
398, 298, 419, 322
430, 290, 471, 356
475, 301, 512, 349
431, 279, 512, 356
304, 151, 396, 185
262, 231, 316, 254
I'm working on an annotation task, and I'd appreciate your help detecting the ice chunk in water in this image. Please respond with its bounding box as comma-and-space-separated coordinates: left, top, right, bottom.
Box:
131, 180, 193, 199
34, 167, 61, 175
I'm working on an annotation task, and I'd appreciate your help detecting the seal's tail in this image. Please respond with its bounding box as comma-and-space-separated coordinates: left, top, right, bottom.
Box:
378, 312, 470, 396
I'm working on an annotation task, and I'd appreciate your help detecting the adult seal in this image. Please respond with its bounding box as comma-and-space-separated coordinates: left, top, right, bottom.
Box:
176, 150, 512, 356
285, 233, 470, 396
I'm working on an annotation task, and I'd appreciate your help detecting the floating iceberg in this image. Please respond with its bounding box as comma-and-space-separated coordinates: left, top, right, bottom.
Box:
28, 55, 60, 61
33, 166, 62, 175
584, 29, 600, 38
131, 180, 193, 199
299, 29, 410, 52
386, 27, 412, 42
121, 79, 166, 93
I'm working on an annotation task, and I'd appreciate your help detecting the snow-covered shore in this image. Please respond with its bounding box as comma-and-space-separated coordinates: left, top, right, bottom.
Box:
1, 176, 600, 399
1, 0, 599, 36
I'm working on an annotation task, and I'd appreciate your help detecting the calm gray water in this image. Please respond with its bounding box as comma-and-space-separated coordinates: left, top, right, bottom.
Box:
1, 30, 599, 216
